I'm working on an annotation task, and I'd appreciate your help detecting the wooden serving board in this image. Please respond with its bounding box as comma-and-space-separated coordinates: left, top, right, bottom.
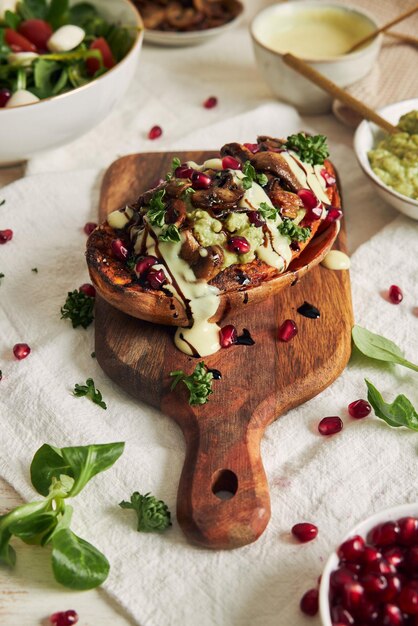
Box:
95, 151, 353, 550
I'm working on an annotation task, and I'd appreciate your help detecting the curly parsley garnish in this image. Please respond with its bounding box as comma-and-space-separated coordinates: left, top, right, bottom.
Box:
170, 361, 214, 406
278, 219, 311, 242
31, 267, 38, 273
159, 224, 180, 243
61, 289, 95, 329
242, 161, 268, 190
119, 492, 171, 532
73, 378, 107, 410
284, 133, 329, 166
165, 157, 182, 181
147, 189, 166, 228
258, 202, 278, 221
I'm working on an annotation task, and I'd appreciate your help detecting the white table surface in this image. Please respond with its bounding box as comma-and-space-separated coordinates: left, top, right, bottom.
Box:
0, 1, 401, 623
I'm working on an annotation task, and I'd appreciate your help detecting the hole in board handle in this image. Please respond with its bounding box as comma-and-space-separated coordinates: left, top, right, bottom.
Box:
212, 469, 238, 500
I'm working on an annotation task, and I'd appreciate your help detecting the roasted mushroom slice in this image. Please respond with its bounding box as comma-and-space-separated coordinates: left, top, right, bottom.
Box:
220, 142, 254, 164
267, 180, 303, 219
250, 152, 302, 192
192, 245, 224, 281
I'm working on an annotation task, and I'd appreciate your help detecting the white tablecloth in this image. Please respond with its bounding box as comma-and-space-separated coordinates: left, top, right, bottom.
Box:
1, 2, 417, 625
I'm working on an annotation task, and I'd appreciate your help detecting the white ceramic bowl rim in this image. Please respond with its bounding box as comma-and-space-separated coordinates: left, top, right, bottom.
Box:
145, 3, 243, 36
354, 98, 418, 209
250, 1, 381, 64
0, 0, 143, 112
319, 502, 418, 626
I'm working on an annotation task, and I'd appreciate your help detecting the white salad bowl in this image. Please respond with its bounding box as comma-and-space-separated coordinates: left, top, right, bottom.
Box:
354, 98, 418, 221
319, 502, 418, 626
0, 0, 143, 165
250, 1, 381, 114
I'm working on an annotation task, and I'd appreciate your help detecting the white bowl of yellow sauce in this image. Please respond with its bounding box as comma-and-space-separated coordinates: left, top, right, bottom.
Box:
251, 1, 382, 114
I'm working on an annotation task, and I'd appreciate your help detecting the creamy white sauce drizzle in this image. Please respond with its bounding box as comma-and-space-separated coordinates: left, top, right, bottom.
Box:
321, 250, 350, 270
282, 151, 330, 205
108, 207, 133, 230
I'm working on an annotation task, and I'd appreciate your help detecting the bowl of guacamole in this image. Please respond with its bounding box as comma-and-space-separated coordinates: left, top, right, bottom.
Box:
354, 99, 418, 220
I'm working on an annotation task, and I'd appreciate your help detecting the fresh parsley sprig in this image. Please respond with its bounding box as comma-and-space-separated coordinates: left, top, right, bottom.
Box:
73, 378, 107, 410
61, 288, 95, 329
0, 442, 124, 589
147, 189, 166, 228
284, 133, 329, 166
170, 361, 214, 405
159, 224, 180, 243
119, 492, 171, 533
278, 219, 311, 242
258, 202, 278, 221
242, 161, 268, 190
365, 380, 418, 431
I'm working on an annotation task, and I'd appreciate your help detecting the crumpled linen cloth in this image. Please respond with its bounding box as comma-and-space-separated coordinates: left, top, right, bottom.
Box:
0, 168, 417, 626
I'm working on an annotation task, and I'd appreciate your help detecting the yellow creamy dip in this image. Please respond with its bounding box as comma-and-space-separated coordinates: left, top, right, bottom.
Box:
261, 7, 374, 59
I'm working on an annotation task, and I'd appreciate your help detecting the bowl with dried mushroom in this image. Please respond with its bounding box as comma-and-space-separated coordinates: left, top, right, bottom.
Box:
86, 133, 341, 358
133, 0, 243, 46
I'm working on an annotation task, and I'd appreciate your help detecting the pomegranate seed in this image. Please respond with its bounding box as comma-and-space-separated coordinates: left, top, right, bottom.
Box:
304, 205, 323, 224
345, 562, 362, 574
357, 598, 379, 622
83, 222, 97, 235
135, 255, 158, 277
320, 168, 336, 187
0, 88, 11, 107
222, 156, 242, 170
191, 171, 212, 190
325, 208, 343, 223
338, 535, 365, 562
298, 188, 319, 210
50, 610, 79, 626
342, 582, 365, 611
384, 547, 404, 568
398, 517, 418, 546
348, 399, 372, 419
369, 522, 400, 547
363, 546, 383, 564
388, 284, 403, 304
148, 125, 162, 140
219, 325, 237, 348
175, 164, 194, 179
361, 573, 388, 596
147, 268, 166, 290
399, 586, 418, 614
247, 210, 264, 227
404, 546, 418, 574
318, 416, 343, 436
13, 343, 31, 360
331, 568, 359, 590
243, 142, 259, 153
381, 574, 402, 602
203, 96, 217, 109
381, 603, 403, 626
111, 238, 128, 261
300, 588, 319, 616
364, 558, 396, 576
0, 229, 13, 244
291, 522, 318, 543
331, 605, 355, 625
278, 319, 297, 342
227, 236, 251, 254
79, 283, 96, 298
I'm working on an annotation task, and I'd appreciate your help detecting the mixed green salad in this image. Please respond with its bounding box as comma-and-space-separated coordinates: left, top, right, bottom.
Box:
0, 0, 137, 108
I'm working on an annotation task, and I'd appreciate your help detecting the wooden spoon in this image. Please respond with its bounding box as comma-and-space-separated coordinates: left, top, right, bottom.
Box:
282, 53, 398, 134
348, 4, 418, 53
386, 30, 418, 47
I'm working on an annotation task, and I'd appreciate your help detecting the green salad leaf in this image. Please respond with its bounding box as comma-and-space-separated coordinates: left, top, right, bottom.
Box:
352, 325, 418, 372
366, 380, 418, 431
0, 442, 124, 589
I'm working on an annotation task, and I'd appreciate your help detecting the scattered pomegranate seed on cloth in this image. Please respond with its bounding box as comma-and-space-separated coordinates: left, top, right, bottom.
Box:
148, 125, 162, 140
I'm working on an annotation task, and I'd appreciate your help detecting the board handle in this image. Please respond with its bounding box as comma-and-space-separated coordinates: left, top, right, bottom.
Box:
176, 418, 271, 550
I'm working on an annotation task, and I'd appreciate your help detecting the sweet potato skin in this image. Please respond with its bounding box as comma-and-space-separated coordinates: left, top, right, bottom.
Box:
86, 158, 341, 326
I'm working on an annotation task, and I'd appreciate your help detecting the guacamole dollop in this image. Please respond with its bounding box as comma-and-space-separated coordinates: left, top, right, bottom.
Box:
368, 110, 418, 200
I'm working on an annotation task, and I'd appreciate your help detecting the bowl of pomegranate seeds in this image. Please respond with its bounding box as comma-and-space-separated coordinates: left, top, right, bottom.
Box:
0, 0, 143, 164
319, 503, 418, 626
354, 98, 418, 221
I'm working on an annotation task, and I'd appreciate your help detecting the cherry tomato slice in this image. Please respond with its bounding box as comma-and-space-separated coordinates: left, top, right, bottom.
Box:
5, 28, 37, 53
86, 37, 116, 75
18, 19, 53, 51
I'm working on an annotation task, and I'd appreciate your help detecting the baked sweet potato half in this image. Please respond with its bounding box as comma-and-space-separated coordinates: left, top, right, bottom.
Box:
87, 134, 341, 352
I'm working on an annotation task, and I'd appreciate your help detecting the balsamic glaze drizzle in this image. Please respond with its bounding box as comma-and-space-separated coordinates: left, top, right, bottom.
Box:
236, 328, 255, 346
297, 301, 321, 319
